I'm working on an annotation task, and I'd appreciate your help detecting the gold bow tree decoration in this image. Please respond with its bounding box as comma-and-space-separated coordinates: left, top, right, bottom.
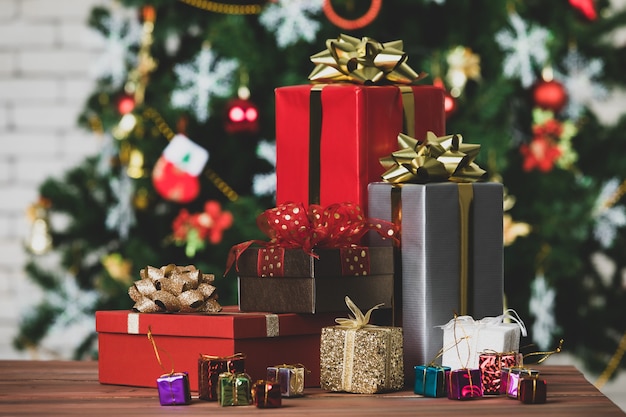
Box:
380, 131, 487, 184
308, 34, 428, 85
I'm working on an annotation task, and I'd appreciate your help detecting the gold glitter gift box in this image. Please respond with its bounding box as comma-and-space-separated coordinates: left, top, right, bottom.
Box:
320, 297, 404, 394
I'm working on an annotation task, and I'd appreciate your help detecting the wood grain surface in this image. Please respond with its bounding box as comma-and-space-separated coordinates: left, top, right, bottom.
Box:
0, 361, 623, 416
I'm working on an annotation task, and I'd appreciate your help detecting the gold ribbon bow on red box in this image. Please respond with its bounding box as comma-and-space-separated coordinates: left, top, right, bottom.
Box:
308, 33, 427, 85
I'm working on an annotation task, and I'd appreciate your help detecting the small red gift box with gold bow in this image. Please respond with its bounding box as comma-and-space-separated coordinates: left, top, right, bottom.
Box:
252, 380, 282, 408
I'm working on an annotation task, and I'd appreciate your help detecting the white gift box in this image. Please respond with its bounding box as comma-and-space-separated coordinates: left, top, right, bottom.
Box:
440, 310, 527, 370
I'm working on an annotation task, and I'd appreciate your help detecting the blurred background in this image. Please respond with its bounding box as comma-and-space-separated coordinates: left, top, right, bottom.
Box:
1, 0, 625, 411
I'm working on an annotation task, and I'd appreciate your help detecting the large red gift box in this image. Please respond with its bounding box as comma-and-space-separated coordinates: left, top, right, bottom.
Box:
96, 306, 337, 390
275, 84, 445, 213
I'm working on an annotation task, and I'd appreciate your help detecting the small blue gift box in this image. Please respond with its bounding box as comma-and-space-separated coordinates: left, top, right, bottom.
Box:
414, 365, 450, 397
157, 372, 192, 406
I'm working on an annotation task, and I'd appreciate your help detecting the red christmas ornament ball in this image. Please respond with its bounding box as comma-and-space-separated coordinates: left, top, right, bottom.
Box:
117, 95, 136, 115
225, 98, 259, 135
433, 77, 457, 118
443, 92, 457, 118
533, 80, 568, 113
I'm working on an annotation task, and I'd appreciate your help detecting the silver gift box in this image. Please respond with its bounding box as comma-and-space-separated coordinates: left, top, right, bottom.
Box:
367, 182, 504, 375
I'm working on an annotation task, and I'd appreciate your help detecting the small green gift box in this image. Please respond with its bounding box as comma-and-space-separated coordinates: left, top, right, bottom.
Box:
217, 372, 252, 406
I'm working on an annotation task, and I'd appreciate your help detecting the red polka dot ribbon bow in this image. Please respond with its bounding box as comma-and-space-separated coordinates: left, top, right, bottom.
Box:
225, 202, 398, 275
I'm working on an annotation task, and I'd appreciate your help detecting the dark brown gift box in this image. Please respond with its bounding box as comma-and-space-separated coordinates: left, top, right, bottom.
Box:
237, 246, 394, 314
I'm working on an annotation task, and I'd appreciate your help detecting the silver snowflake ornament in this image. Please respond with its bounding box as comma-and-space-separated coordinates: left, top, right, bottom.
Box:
529, 273, 559, 350
252, 139, 276, 198
495, 13, 550, 88
556, 48, 608, 120
91, 6, 142, 89
593, 178, 626, 249
105, 172, 136, 240
259, 0, 323, 48
171, 44, 239, 122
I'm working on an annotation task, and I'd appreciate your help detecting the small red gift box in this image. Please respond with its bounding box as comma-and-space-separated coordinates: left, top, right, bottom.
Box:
519, 376, 547, 404
252, 380, 282, 408
275, 84, 445, 214
96, 307, 337, 390
198, 354, 246, 401
479, 351, 521, 394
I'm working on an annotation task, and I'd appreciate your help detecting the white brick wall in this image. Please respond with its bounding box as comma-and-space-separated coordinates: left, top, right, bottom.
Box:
0, 0, 108, 360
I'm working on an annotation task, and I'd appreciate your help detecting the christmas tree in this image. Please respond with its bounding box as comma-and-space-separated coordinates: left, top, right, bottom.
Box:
15, 0, 626, 382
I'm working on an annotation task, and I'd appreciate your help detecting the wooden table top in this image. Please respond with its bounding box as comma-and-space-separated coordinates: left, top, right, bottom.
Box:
0, 361, 623, 416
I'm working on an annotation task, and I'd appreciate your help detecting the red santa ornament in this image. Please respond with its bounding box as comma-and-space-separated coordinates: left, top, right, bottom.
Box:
152, 134, 209, 203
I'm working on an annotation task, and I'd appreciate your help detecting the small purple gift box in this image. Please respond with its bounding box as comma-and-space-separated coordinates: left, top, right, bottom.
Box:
447, 368, 483, 400
503, 367, 539, 399
267, 365, 305, 397
156, 372, 192, 406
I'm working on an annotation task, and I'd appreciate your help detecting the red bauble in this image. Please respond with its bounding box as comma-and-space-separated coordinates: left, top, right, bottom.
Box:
533, 80, 568, 113
117, 95, 136, 114
569, 0, 597, 21
433, 77, 457, 118
225, 98, 259, 135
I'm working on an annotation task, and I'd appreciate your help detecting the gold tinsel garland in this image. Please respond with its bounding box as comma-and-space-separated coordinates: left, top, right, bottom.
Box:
178, 0, 264, 14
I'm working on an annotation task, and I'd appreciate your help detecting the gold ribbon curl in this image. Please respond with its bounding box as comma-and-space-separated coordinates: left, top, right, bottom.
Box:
308, 34, 428, 85
380, 131, 487, 184
335, 296, 383, 330
128, 264, 222, 313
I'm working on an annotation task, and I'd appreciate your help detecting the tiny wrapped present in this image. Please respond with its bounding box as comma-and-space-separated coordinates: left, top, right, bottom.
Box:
414, 365, 450, 397
440, 311, 527, 370
217, 372, 253, 406
276, 34, 445, 214
320, 296, 404, 394
519, 375, 548, 404
128, 264, 221, 313
267, 364, 305, 397
146, 326, 191, 406
447, 368, 483, 400
504, 367, 540, 399
479, 351, 521, 394
227, 202, 398, 314
252, 380, 282, 408
198, 353, 246, 401
156, 372, 192, 406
